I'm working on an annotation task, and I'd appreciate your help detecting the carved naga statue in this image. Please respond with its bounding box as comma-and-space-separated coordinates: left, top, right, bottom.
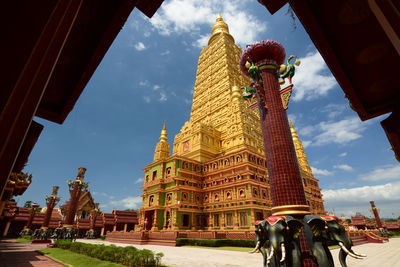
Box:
278, 55, 300, 85
250, 215, 366, 267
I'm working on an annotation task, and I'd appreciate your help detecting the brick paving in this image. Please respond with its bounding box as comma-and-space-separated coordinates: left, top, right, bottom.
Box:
0, 239, 65, 267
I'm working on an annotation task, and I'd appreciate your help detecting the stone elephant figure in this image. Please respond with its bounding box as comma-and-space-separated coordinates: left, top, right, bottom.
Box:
308, 216, 366, 267
251, 216, 303, 267
304, 215, 334, 267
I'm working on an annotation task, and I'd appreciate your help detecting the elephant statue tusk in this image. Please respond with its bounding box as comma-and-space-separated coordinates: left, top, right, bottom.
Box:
339, 242, 363, 259
249, 241, 260, 254
350, 249, 367, 257
267, 247, 274, 264
280, 243, 286, 263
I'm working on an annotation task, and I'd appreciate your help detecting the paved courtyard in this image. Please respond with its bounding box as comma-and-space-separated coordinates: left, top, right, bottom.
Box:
0, 239, 65, 267
1, 238, 399, 266
82, 237, 400, 267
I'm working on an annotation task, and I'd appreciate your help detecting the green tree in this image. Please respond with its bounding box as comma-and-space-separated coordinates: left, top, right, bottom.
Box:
23, 200, 32, 208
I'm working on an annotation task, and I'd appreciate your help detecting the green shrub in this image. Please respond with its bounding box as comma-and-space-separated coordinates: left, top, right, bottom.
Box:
100, 235, 106, 240
54, 240, 72, 249
54, 241, 163, 266
176, 238, 254, 247
388, 231, 400, 237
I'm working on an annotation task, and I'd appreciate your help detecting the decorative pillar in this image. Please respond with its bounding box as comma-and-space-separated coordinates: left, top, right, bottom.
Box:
370, 201, 383, 228
208, 212, 213, 230
221, 211, 225, 228
250, 208, 255, 229
25, 203, 40, 230
152, 209, 158, 231
89, 203, 99, 231
64, 167, 87, 228
124, 223, 128, 232
240, 40, 316, 267
113, 224, 117, 231
100, 227, 104, 236
42, 186, 60, 229
239, 40, 309, 215
2, 221, 11, 237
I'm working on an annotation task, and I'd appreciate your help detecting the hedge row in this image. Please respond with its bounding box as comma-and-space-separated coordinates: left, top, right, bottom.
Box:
54, 240, 164, 267
176, 238, 255, 247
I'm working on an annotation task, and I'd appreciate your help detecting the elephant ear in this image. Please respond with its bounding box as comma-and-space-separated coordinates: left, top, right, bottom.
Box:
286, 215, 303, 239
304, 215, 326, 237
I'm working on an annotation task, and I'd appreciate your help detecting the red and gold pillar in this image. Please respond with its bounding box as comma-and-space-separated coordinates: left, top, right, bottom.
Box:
41, 186, 59, 230
240, 40, 309, 216
370, 201, 383, 228
64, 167, 86, 227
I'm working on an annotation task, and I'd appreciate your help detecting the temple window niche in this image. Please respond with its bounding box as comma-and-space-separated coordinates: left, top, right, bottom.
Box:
152, 170, 157, 181
166, 167, 171, 177
239, 212, 248, 226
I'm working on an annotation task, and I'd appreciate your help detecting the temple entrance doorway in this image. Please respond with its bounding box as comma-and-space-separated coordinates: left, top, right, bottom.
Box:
144, 210, 154, 231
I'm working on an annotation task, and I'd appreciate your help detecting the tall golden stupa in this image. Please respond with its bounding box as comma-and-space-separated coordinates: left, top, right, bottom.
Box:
138, 15, 325, 233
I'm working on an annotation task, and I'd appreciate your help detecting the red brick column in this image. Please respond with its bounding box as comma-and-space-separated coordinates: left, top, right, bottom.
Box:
42, 186, 59, 229
258, 69, 308, 214
370, 201, 383, 228
240, 40, 309, 216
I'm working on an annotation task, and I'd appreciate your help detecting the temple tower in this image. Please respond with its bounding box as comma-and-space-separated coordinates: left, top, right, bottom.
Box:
173, 15, 264, 161
153, 122, 170, 162
290, 122, 312, 175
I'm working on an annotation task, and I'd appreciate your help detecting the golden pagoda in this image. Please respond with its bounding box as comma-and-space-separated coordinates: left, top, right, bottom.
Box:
139, 15, 325, 234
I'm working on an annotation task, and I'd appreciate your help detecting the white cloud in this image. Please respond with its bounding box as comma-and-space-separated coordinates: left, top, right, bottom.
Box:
144, 31, 151, 37
110, 196, 142, 209
149, 0, 267, 48
333, 164, 353, 171
321, 103, 346, 119
339, 152, 347, 157
159, 92, 167, 102
153, 85, 161, 91
143, 96, 151, 103
311, 166, 334, 176
139, 80, 150, 87
292, 51, 336, 101
323, 182, 400, 214
359, 164, 400, 181
306, 117, 368, 146
135, 177, 144, 184
302, 140, 311, 148
194, 35, 210, 48
134, 42, 146, 51
161, 50, 170, 56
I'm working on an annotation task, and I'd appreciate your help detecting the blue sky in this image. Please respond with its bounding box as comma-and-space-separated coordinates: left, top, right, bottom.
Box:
19, 0, 400, 219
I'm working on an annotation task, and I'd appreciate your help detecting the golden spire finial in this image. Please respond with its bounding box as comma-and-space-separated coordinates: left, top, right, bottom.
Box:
290, 121, 299, 140
160, 121, 167, 142
208, 14, 234, 46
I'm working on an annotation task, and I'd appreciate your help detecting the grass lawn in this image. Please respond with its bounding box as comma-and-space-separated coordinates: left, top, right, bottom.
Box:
15, 238, 31, 243
39, 248, 125, 267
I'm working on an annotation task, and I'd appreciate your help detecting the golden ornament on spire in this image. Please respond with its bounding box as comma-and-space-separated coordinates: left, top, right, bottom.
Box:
160, 121, 167, 142
153, 122, 170, 162
208, 14, 234, 46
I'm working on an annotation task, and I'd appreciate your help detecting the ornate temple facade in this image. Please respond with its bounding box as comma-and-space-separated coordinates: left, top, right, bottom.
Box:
138, 15, 325, 232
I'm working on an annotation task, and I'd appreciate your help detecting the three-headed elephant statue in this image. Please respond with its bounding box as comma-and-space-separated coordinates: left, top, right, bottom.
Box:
251, 216, 303, 267
252, 215, 366, 267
